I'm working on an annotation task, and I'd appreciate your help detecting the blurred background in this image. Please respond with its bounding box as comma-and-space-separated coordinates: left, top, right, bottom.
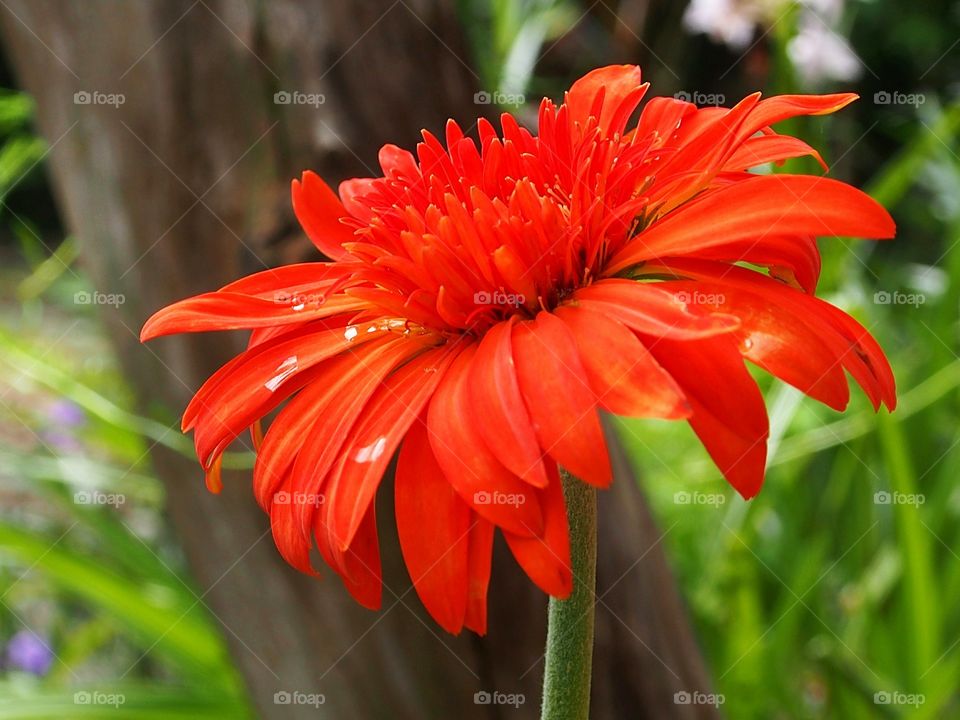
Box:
0, 1, 957, 718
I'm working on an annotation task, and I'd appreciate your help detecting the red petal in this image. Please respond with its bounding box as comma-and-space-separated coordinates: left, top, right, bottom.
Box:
503, 464, 572, 598
573, 279, 740, 339
555, 304, 690, 418
652, 276, 850, 410
396, 420, 471, 634
464, 516, 495, 635
564, 65, 647, 137
608, 174, 895, 273
653, 258, 895, 411
427, 346, 545, 536
333, 503, 382, 610
512, 312, 611, 487
190, 321, 387, 468
291, 170, 352, 259
469, 319, 549, 487
724, 134, 826, 171
739, 93, 858, 138
140, 291, 364, 340
323, 345, 458, 553
691, 235, 821, 294
644, 334, 769, 498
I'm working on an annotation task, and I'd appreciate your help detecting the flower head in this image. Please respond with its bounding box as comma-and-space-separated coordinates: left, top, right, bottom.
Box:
142, 65, 895, 634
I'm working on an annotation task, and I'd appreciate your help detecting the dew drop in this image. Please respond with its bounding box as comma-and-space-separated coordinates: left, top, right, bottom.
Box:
292, 302, 305, 312
354, 437, 387, 463
344, 326, 359, 341
264, 356, 298, 392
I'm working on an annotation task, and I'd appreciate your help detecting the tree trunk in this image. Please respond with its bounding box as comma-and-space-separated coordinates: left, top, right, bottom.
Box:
0, 2, 720, 717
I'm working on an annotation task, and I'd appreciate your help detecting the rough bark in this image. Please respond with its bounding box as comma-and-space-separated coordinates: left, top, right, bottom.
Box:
0, 1, 720, 718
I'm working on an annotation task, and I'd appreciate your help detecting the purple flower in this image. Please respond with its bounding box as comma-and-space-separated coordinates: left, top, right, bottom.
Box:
5, 630, 54, 675
46, 399, 86, 428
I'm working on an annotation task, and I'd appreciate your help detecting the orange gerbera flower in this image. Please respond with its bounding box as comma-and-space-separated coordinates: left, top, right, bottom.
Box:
142, 65, 895, 634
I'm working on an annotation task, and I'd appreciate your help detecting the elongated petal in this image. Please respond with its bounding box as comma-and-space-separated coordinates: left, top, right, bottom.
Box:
291, 170, 352, 259
555, 304, 690, 418
333, 503, 382, 610
564, 64, 647, 138
608, 175, 895, 273
464, 516, 495, 635
469, 319, 549, 487
191, 321, 387, 467
503, 464, 572, 598
739, 93, 857, 138
323, 345, 457, 554
396, 420, 471, 634
644, 334, 769, 498
512, 312, 611, 487
723, 134, 826, 171
140, 291, 365, 340
652, 277, 850, 410
652, 258, 895, 410
573, 279, 740, 339
428, 346, 545, 535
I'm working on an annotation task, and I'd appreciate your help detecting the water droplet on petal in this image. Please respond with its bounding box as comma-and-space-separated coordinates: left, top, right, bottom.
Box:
344, 326, 359, 341
742, 337, 754, 351
354, 436, 387, 463
264, 356, 298, 392
292, 302, 305, 311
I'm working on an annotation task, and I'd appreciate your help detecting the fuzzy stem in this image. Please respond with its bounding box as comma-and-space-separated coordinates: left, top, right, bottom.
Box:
540, 468, 597, 720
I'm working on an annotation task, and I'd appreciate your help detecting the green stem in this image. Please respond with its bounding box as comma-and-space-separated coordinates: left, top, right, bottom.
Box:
541, 469, 597, 720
